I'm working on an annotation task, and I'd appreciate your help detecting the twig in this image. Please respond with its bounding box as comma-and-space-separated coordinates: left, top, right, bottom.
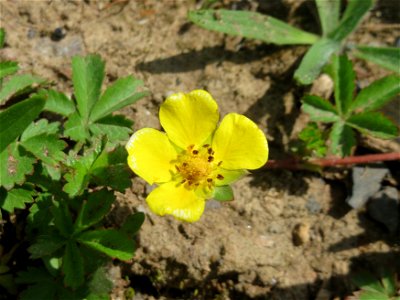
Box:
265, 152, 400, 170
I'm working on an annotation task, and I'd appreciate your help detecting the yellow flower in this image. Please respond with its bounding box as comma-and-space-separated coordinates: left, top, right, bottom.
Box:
126, 90, 268, 222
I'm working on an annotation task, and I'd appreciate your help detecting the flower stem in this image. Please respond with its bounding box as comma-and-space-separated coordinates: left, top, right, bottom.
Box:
265, 152, 400, 170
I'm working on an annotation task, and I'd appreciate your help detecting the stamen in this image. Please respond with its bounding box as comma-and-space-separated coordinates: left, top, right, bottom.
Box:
192, 150, 199, 155
203, 144, 210, 148
217, 174, 224, 180
183, 162, 188, 167
181, 179, 186, 184
208, 156, 214, 162
207, 178, 213, 182
217, 161, 222, 166
175, 165, 180, 171
207, 148, 213, 154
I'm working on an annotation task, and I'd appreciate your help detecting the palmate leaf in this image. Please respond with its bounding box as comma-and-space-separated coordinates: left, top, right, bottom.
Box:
316, 0, 340, 37
89, 76, 148, 122
0, 143, 36, 190
75, 189, 115, 231
63, 241, 84, 289
28, 234, 66, 259
0, 186, 34, 213
0, 61, 19, 79
21, 119, 60, 141
331, 54, 356, 116
354, 46, 400, 74
349, 75, 400, 113
188, 9, 319, 45
301, 95, 339, 122
40, 89, 76, 116
347, 112, 398, 139
0, 95, 45, 153
64, 111, 90, 142
72, 54, 105, 121
294, 38, 341, 85
77, 229, 135, 261
21, 134, 66, 166
89, 114, 133, 144
0, 74, 46, 105
329, 0, 373, 41
329, 121, 356, 157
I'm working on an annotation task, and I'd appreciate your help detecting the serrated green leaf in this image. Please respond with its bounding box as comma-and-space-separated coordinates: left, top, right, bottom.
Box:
20, 119, 60, 141
0, 143, 36, 190
64, 111, 89, 142
329, 0, 373, 41
0, 28, 5, 48
63, 160, 89, 197
77, 229, 135, 261
0, 186, 33, 213
294, 38, 341, 85
0, 74, 45, 104
88, 267, 113, 296
332, 54, 355, 116
28, 234, 66, 259
0, 61, 19, 79
213, 185, 234, 201
41, 89, 76, 116
21, 134, 66, 166
121, 212, 145, 237
188, 9, 319, 45
352, 271, 386, 294
51, 201, 74, 238
347, 112, 398, 139
354, 46, 400, 74
89, 114, 133, 143
349, 75, 400, 113
63, 241, 84, 289
0, 95, 45, 153
75, 189, 115, 232
301, 95, 339, 122
329, 121, 355, 157
72, 55, 104, 121
298, 122, 327, 157
381, 271, 397, 296
90, 76, 147, 122
316, 0, 340, 37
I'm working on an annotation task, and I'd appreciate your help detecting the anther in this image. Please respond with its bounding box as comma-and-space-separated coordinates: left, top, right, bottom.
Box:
175, 165, 180, 171
183, 162, 188, 167
192, 150, 199, 155
203, 144, 210, 148
217, 161, 222, 166
207, 178, 213, 182
207, 148, 213, 154
188, 144, 194, 150
208, 156, 214, 162
181, 179, 186, 184
217, 174, 224, 180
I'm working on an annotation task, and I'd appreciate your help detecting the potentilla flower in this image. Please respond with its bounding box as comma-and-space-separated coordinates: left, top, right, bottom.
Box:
126, 90, 268, 222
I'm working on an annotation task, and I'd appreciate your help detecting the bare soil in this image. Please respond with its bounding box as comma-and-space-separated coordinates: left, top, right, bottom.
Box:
1, 0, 399, 299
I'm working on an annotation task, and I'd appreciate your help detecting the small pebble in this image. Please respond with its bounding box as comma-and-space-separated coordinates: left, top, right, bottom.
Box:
292, 222, 310, 246
51, 27, 66, 41
306, 197, 321, 214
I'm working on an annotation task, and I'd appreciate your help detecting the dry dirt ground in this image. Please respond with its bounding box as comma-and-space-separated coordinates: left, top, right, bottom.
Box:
1, 0, 399, 299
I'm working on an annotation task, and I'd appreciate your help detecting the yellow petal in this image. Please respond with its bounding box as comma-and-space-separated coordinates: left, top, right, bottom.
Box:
212, 113, 268, 170
146, 181, 206, 222
126, 128, 177, 185
160, 90, 219, 149
215, 168, 248, 186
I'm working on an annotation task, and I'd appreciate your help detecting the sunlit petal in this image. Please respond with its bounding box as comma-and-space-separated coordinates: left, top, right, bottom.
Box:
212, 113, 268, 170
160, 90, 219, 149
146, 181, 206, 222
126, 128, 177, 184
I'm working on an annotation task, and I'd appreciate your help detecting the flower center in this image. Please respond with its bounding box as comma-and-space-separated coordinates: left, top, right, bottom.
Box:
175, 144, 223, 190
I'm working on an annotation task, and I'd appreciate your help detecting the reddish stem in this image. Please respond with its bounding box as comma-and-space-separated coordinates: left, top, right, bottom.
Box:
265, 152, 400, 170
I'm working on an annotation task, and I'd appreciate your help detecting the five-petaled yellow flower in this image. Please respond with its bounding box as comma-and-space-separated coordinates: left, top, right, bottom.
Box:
126, 90, 268, 222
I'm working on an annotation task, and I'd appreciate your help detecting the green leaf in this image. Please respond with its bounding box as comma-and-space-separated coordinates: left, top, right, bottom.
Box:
294, 38, 340, 85
88, 267, 113, 296
0, 74, 45, 104
21, 134, 66, 166
121, 212, 145, 237
90, 76, 147, 122
359, 291, 389, 300
298, 122, 327, 157
381, 271, 397, 296
349, 75, 400, 113
0, 61, 19, 79
354, 46, 400, 74
213, 185, 234, 201
329, 0, 373, 41
75, 189, 115, 231
0, 187, 33, 213
352, 271, 386, 294
329, 121, 355, 157
316, 0, 340, 37
301, 95, 339, 122
332, 54, 355, 116
188, 9, 319, 45
28, 234, 66, 259
89, 114, 133, 144
51, 201, 74, 238
0, 143, 36, 190
347, 112, 398, 139
20, 119, 60, 141
0, 95, 45, 153
77, 229, 135, 261
64, 111, 89, 142
0, 28, 5, 48
63, 241, 84, 289
41, 89, 76, 116
72, 54, 105, 121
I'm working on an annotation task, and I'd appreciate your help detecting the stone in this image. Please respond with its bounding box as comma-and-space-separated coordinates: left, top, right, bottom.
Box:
292, 222, 310, 246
